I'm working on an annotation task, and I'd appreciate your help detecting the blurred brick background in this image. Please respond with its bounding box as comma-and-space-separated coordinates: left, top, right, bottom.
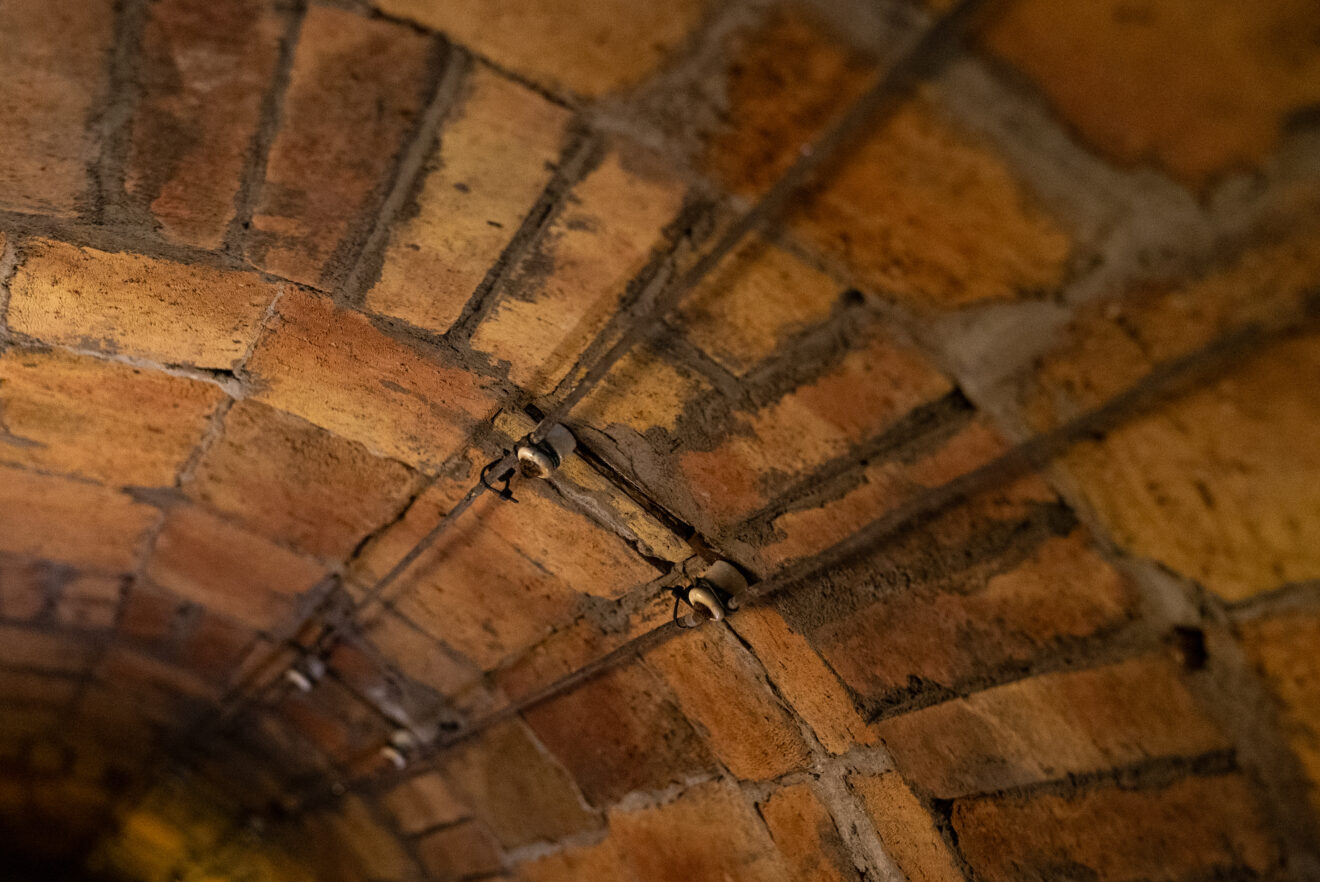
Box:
1, 0, 1319, 879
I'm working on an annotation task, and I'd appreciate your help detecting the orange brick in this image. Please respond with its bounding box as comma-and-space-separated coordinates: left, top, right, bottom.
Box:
245, 289, 498, 468
9, 240, 280, 369
789, 96, 1070, 310
145, 505, 324, 630
573, 345, 710, 434
678, 327, 953, 527
1241, 610, 1320, 815
0, 0, 113, 214
953, 775, 1278, 881
522, 662, 714, 804
732, 605, 876, 754
367, 66, 571, 332
850, 772, 963, 882
0, 465, 158, 572
610, 781, 791, 882
515, 837, 632, 882
0, 625, 98, 674
175, 611, 258, 689
647, 625, 812, 780
417, 820, 503, 878
362, 609, 480, 697
376, 0, 709, 96
248, 6, 433, 287
759, 782, 859, 882
56, 573, 124, 630
0, 670, 80, 708
126, 0, 284, 248
312, 795, 417, 881
188, 400, 420, 559
0, 555, 49, 622
382, 770, 467, 834
0, 348, 223, 486
877, 655, 1229, 798
470, 147, 685, 395
442, 719, 598, 848
982, 0, 1320, 186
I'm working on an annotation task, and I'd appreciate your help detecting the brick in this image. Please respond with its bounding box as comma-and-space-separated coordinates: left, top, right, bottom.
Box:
678, 327, 954, 528
118, 585, 183, 646
248, 6, 433, 287
417, 820, 503, 879
982, 0, 1320, 186
363, 610, 479, 697
98, 647, 219, 708
0, 625, 98, 674
274, 678, 388, 765
382, 770, 467, 834
0, 465, 158, 572
314, 796, 417, 882
574, 345, 710, 434
0, 0, 113, 214
677, 238, 844, 375
1051, 332, 1320, 603
246, 289, 498, 468
189, 400, 420, 559
0, 348, 223, 486
145, 505, 324, 631
732, 605, 876, 755
789, 96, 1070, 310
611, 781, 791, 882
0, 671, 78, 708
759, 782, 859, 882
953, 774, 1278, 882
176, 612, 258, 689
375, 0, 708, 96
442, 719, 598, 848
0, 555, 52, 621
814, 525, 1135, 704
703, 9, 872, 197
647, 625, 812, 780
367, 67, 571, 332
126, 0, 284, 248
9, 240, 281, 370
471, 147, 686, 395
1241, 610, 1320, 814
515, 838, 632, 882
521, 662, 714, 804
850, 772, 963, 882
877, 655, 1229, 798
56, 573, 124, 630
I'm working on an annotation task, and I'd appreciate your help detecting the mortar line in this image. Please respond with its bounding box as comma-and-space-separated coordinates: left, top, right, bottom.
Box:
90, 0, 151, 227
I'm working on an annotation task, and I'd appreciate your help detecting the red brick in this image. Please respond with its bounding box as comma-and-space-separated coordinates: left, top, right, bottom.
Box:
9, 239, 281, 370
248, 6, 433, 287
246, 289, 498, 468
983, 0, 1320, 186
0, 625, 98, 674
0, 0, 113, 214
759, 782, 859, 882
850, 772, 963, 882
442, 719, 598, 848
0, 670, 78, 709
0, 465, 158, 572
56, 573, 123, 630
118, 585, 183, 646
953, 774, 1278, 881
188, 400, 420, 559
521, 662, 714, 804
610, 780, 791, 882
176, 612, 259, 689
274, 677, 390, 766
126, 0, 284, 248
367, 66, 571, 332
376, 0, 709, 96
470, 146, 686, 395
145, 504, 324, 630
647, 625, 812, 780
0, 348, 224, 486
362, 609, 480, 697
416, 820, 503, 879
515, 838, 633, 882
877, 655, 1230, 798
382, 770, 467, 834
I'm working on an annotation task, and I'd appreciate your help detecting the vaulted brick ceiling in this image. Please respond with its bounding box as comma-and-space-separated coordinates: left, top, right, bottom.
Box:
1, 0, 1319, 880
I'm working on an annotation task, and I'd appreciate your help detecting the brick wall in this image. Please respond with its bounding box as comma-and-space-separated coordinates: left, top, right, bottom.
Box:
1, 0, 1318, 880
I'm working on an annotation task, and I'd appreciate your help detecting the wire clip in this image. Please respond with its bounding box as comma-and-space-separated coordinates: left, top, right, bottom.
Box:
480, 457, 519, 503
673, 560, 748, 628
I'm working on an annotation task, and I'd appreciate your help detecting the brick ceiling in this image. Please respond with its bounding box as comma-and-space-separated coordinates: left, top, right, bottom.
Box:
1, 0, 1319, 880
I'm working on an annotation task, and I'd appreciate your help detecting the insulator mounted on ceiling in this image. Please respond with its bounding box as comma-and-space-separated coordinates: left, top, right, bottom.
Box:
674, 560, 748, 627
380, 729, 418, 770
515, 423, 576, 479
284, 655, 326, 692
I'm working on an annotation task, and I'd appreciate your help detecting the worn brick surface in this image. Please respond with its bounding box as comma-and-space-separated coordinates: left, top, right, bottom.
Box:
1242, 610, 1320, 813
245, 288, 498, 468
0, 465, 158, 572
189, 400, 420, 559
362, 609, 479, 697
471, 147, 686, 394
759, 782, 859, 882
382, 770, 467, 834
515, 837, 633, 882
0, 556, 49, 623
9, 240, 280, 369
851, 772, 964, 882
522, 662, 714, 804
611, 781, 792, 882
145, 505, 324, 630
0, 0, 113, 215
0, 625, 99, 674
878, 655, 1229, 798
367, 66, 571, 332
953, 774, 1279, 881
417, 819, 503, 878
0, 348, 222, 486
56, 573, 124, 630
248, 6, 434, 287
375, 0, 709, 96
983, 0, 1320, 186
126, 0, 284, 247
574, 345, 711, 434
